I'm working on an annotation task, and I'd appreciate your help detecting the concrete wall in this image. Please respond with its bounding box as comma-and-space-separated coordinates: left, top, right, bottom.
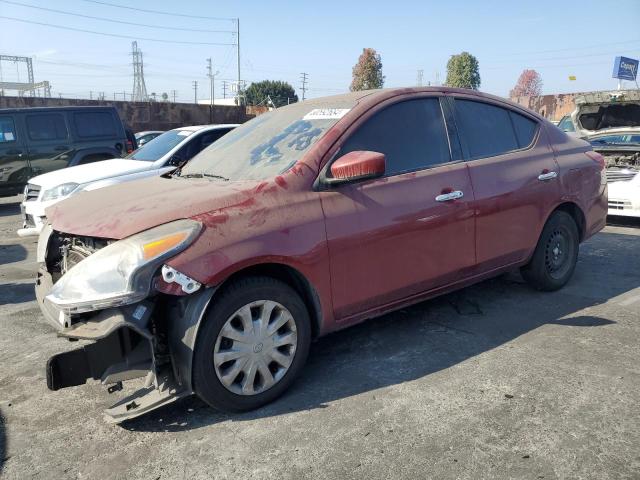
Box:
511, 92, 587, 121
0, 96, 262, 132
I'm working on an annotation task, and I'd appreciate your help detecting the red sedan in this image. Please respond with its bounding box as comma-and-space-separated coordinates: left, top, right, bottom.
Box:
37, 87, 607, 421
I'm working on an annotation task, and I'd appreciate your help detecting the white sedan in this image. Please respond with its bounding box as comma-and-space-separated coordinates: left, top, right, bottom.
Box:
18, 124, 237, 237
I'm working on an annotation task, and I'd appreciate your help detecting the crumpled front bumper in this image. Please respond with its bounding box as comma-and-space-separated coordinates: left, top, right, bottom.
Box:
35, 266, 191, 423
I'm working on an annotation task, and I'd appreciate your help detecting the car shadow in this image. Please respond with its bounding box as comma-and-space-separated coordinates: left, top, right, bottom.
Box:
0, 283, 35, 306
116, 230, 639, 433
0, 202, 20, 218
0, 244, 28, 266
0, 407, 6, 474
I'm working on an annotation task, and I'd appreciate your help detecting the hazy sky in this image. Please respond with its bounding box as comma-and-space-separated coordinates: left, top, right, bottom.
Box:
1, 0, 639, 102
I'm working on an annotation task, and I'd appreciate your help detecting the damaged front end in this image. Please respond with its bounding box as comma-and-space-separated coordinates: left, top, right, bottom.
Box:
35, 221, 212, 423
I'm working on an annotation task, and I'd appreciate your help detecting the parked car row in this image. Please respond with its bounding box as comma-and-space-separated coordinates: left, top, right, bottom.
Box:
18, 124, 237, 237
556, 91, 640, 217
0, 106, 129, 197
33, 87, 607, 423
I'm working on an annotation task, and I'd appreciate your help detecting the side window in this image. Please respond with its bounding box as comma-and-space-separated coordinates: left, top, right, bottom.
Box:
0, 116, 17, 143
339, 98, 451, 176
558, 116, 575, 132
510, 111, 538, 148
454, 99, 518, 159
26, 113, 68, 141
73, 112, 118, 138
200, 129, 230, 150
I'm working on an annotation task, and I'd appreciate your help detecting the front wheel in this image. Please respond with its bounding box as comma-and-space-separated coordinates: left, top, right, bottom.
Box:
521, 211, 579, 291
193, 276, 311, 412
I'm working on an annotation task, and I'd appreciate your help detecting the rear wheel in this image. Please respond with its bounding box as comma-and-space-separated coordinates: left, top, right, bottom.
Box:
521, 211, 579, 291
193, 276, 311, 412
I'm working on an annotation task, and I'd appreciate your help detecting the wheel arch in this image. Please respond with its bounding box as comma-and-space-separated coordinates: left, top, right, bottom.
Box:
552, 201, 586, 242
167, 261, 323, 394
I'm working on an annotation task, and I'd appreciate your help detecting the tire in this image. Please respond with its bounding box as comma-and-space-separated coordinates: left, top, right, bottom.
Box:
193, 276, 311, 412
521, 211, 579, 291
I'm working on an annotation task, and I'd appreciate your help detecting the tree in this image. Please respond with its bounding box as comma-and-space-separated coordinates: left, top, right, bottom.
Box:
245, 80, 298, 108
350, 48, 385, 91
509, 69, 543, 98
445, 52, 481, 90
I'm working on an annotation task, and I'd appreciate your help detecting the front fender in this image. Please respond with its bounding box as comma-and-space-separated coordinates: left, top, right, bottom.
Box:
167, 287, 217, 392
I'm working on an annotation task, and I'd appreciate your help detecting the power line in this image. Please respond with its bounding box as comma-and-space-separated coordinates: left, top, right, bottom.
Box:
499, 39, 640, 57
82, 0, 236, 21
0, 0, 234, 33
0, 15, 236, 46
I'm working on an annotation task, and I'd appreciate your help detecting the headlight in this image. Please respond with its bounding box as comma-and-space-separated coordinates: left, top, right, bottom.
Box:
41, 183, 80, 201
46, 219, 202, 313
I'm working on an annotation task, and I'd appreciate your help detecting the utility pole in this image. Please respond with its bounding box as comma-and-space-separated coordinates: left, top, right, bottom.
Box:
236, 18, 241, 101
192, 81, 198, 104
416, 69, 424, 87
222, 80, 228, 99
300, 72, 308, 101
170, 89, 177, 103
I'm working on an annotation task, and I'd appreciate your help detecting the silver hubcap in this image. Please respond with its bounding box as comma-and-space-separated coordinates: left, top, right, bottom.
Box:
213, 300, 297, 396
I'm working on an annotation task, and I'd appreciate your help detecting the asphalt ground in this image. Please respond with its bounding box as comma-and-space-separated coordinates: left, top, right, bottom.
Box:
0, 195, 638, 479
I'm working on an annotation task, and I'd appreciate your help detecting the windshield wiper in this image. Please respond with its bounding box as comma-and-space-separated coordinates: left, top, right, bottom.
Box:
177, 172, 229, 181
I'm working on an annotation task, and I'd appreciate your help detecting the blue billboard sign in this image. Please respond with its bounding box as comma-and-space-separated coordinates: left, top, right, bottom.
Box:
612, 56, 638, 81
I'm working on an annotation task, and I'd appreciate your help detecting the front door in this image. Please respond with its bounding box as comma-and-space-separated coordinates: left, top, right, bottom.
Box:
24, 112, 72, 178
320, 97, 476, 321
0, 114, 30, 196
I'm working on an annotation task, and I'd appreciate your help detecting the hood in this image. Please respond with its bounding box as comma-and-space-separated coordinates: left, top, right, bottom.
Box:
29, 159, 153, 189
574, 90, 640, 136
47, 175, 257, 239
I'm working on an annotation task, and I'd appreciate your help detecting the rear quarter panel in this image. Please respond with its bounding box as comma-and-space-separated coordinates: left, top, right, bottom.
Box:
545, 123, 607, 239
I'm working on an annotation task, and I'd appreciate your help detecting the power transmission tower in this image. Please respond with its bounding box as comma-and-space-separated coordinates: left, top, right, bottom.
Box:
300, 72, 308, 101
192, 80, 198, 104
416, 69, 424, 87
131, 41, 148, 102
171, 89, 177, 103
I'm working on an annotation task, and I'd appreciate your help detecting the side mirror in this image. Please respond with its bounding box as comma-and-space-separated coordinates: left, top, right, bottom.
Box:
324, 150, 386, 186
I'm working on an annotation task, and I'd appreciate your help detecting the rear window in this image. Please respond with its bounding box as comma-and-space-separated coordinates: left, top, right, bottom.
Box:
454, 99, 519, 159
26, 113, 68, 141
73, 111, 118, 138
0, 116, 17, 143
510, 111, 538, 148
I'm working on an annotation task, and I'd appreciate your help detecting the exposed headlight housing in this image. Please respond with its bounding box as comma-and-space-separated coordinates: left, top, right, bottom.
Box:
41, 183, 80, 201
46, 219, 202, 314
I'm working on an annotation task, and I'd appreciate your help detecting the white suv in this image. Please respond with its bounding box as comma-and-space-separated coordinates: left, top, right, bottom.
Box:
19, 124, 237, 236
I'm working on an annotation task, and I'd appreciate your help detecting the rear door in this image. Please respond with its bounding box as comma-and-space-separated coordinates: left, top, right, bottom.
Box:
0, 114, 30, 196
24, 111, 72, 177
320, 96, 476, 321
70, 109, 126, 158
451, 96, 559, 271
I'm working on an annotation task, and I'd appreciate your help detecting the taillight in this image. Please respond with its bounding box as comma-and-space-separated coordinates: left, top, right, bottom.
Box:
585, 151, 605, 170
126, 140, 134, 154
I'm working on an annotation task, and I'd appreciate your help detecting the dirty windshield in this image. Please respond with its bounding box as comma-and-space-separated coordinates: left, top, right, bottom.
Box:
180, 100, 356, 181
127, 129, 193, 161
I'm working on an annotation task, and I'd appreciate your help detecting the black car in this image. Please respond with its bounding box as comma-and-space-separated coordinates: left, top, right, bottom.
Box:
0, 106, 129, 197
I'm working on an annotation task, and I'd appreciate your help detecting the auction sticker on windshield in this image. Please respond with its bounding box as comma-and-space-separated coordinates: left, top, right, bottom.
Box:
303, 108, 350, 120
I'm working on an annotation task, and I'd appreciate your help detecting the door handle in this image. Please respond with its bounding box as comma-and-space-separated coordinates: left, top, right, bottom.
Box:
435, 190, 464, 202
538, 171, 558, 181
